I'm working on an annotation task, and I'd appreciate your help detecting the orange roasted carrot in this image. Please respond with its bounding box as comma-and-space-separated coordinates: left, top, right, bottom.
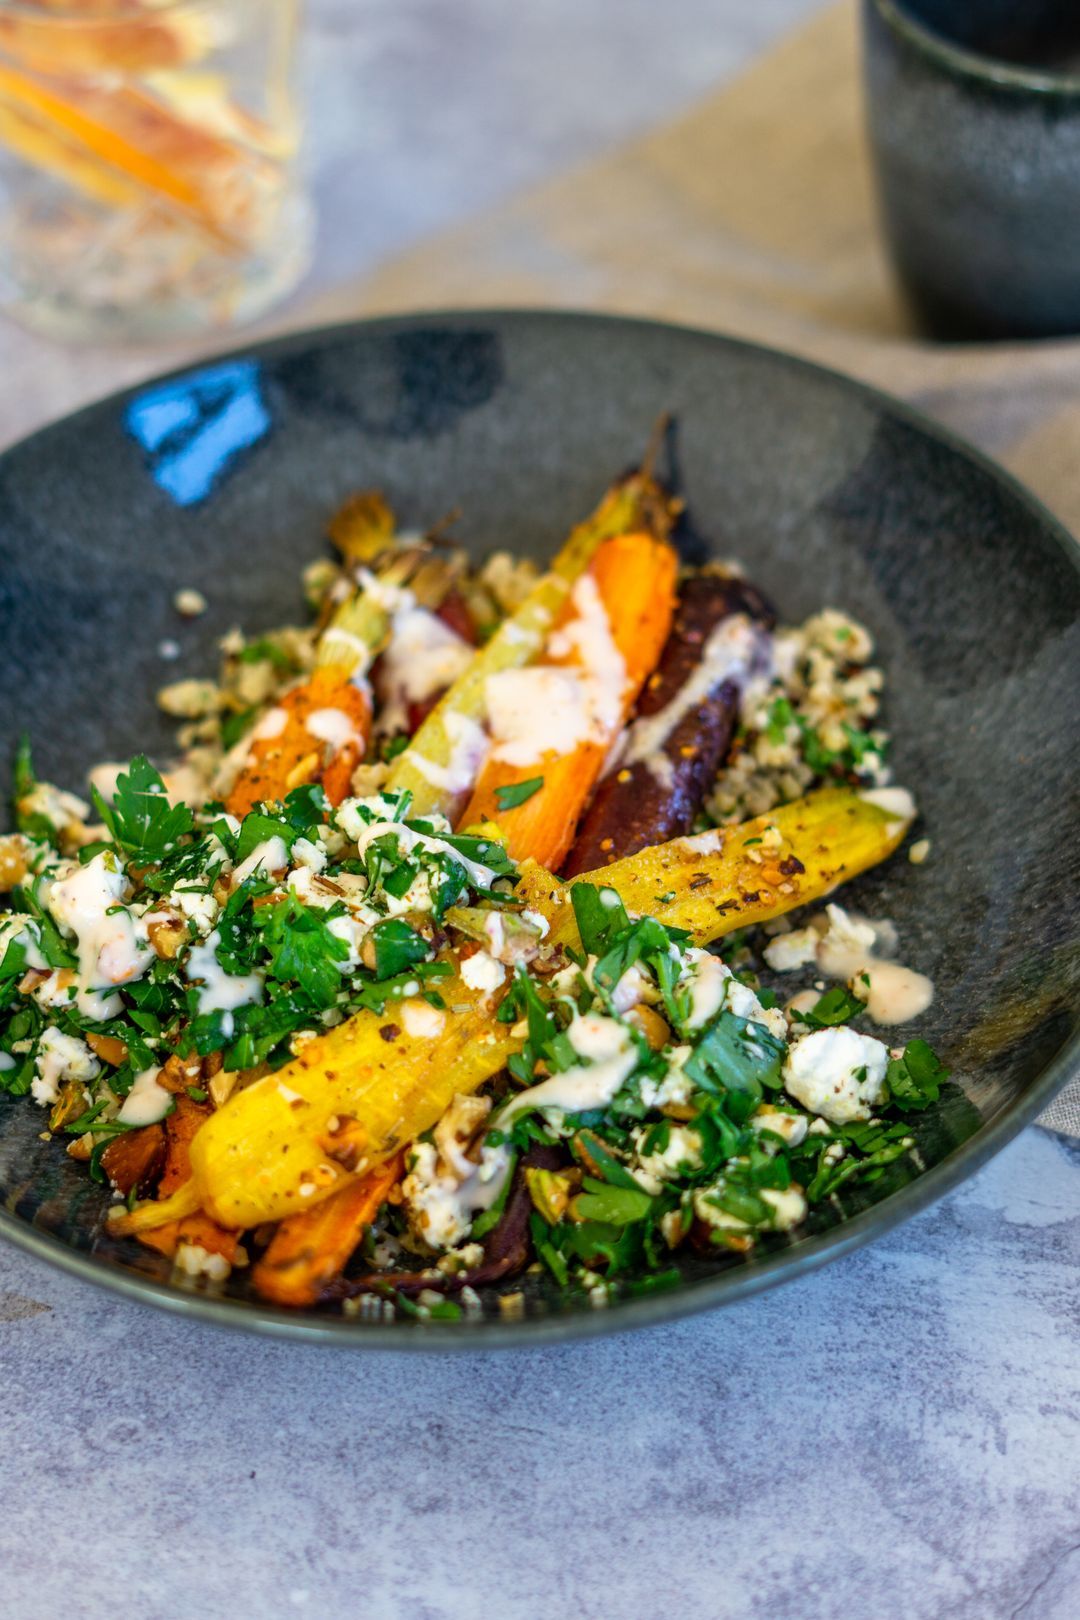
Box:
226, 666, 371, 819
137, 1095, 238, 1267
457, 531, 677, 868
251, 1154, 404, 1308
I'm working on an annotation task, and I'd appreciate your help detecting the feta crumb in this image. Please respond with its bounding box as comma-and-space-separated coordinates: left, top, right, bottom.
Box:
31, 1028, 100, 1107
763, 926, 819, 973
750, 1105, 808, 1147
783, 1026, 889, 1124
174, 1243, 231, 1282
460, 950, 507, 995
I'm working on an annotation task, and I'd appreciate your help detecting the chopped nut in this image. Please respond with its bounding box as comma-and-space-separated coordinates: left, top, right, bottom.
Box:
158, 1053, 201, 1093
157, 678, 221, 719
0, 833, 29, 892
318, 1114, 368, 1173
173, 587, 207, 617
85, 1031, 128, 1067
626, 1004, 671, 1051
147, 916, 188, 960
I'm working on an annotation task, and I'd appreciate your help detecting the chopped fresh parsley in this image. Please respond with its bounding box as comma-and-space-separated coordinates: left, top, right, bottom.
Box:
91, 755, 194, 860
494, 776, 544, 812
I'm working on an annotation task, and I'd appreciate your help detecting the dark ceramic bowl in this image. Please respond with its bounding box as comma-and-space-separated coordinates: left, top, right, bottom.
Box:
863, 0, 1080, 339
1, 311, 1078, 1348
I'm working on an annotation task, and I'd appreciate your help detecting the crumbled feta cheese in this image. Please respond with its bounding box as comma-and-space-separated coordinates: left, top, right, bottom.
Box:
291, 836, 327, 873
460, 950, 507, 995
31, 1028, 100, 1107
633, 1123, 703, 1187
783, 1026, 889, 1124
402, 1129, 511, 1251
174, 1243, 231, 1281
750, 1104, 808, 1147
763, 926, 819, 973
401, 998, 446, 1039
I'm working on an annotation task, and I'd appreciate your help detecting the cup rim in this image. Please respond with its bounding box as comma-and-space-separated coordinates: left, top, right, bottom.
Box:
870, 0, 1080, 94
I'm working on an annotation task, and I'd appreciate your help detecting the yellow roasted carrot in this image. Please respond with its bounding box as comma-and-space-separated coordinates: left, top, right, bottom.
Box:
108, 785, 913, 1240
456, 531, 677, 868
517, 787, 916, 949
386, 464, 680, 820
251, 1154, 404, 1308
188, 980, 517, 1231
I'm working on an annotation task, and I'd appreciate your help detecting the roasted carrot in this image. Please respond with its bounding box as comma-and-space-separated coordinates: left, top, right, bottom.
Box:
100, 1123, 166, 1198
456, 531, 677, 868
251, 1154, 404, 1308
136, 1095, 237, 1267
226, 664, 371, 819
386, 458, 680, 820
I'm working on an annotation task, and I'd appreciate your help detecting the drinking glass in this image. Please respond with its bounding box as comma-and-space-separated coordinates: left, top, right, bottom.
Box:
0, 0, 312, 341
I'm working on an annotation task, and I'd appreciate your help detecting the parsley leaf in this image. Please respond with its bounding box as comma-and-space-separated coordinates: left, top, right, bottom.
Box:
683, 1010, 785, 1122
92, 755, 194, 859
368, 918, 430, 980
886, 1038, 950, 1111
571, 882, 629, 955
12, 736, 56, 843
235, 809, 296, 867
253, 894, 348, 1006
803, 984, 865, 1027
494, 776, 544, 812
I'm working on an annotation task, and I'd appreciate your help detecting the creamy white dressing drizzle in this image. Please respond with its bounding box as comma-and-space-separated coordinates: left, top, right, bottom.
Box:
408, 712, 488, 796
362, 570, 472, 735
117, 1065, 173, 1126
860, 786, 916, 831
349, 818, 501, 890
47, 853, 153, 1019
252, 706, 288, 741
304, 707, 360, 750
231, 836, 290, 888
485, 572, 627, 767
775, 904, 934, 1027
184, 931, 263, 1015
499, 1012, 638, 1123
622, 615, 759, 769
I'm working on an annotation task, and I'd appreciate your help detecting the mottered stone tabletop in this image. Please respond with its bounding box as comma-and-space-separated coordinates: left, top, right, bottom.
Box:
0, 5, 1077, 1617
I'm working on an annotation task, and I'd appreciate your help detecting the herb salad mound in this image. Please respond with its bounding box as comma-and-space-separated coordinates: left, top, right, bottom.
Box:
0, 464, 948, 1319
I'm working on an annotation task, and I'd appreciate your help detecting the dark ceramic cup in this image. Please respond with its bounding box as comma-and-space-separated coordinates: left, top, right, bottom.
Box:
863, 0, 1080, 339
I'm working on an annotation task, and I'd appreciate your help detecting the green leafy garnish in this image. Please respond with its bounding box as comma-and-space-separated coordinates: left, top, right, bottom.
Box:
494, 776, 544, 812
886, 1038, 949, 1111
92, 755, 194, 860
683, 1011, 784, 1122
12, 736, 56, 843
803, 984, 865, 1028
368, 918, 431, 981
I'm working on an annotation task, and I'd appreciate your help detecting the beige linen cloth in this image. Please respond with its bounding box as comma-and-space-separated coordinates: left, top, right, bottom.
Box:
306, 1, 1080, 1132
